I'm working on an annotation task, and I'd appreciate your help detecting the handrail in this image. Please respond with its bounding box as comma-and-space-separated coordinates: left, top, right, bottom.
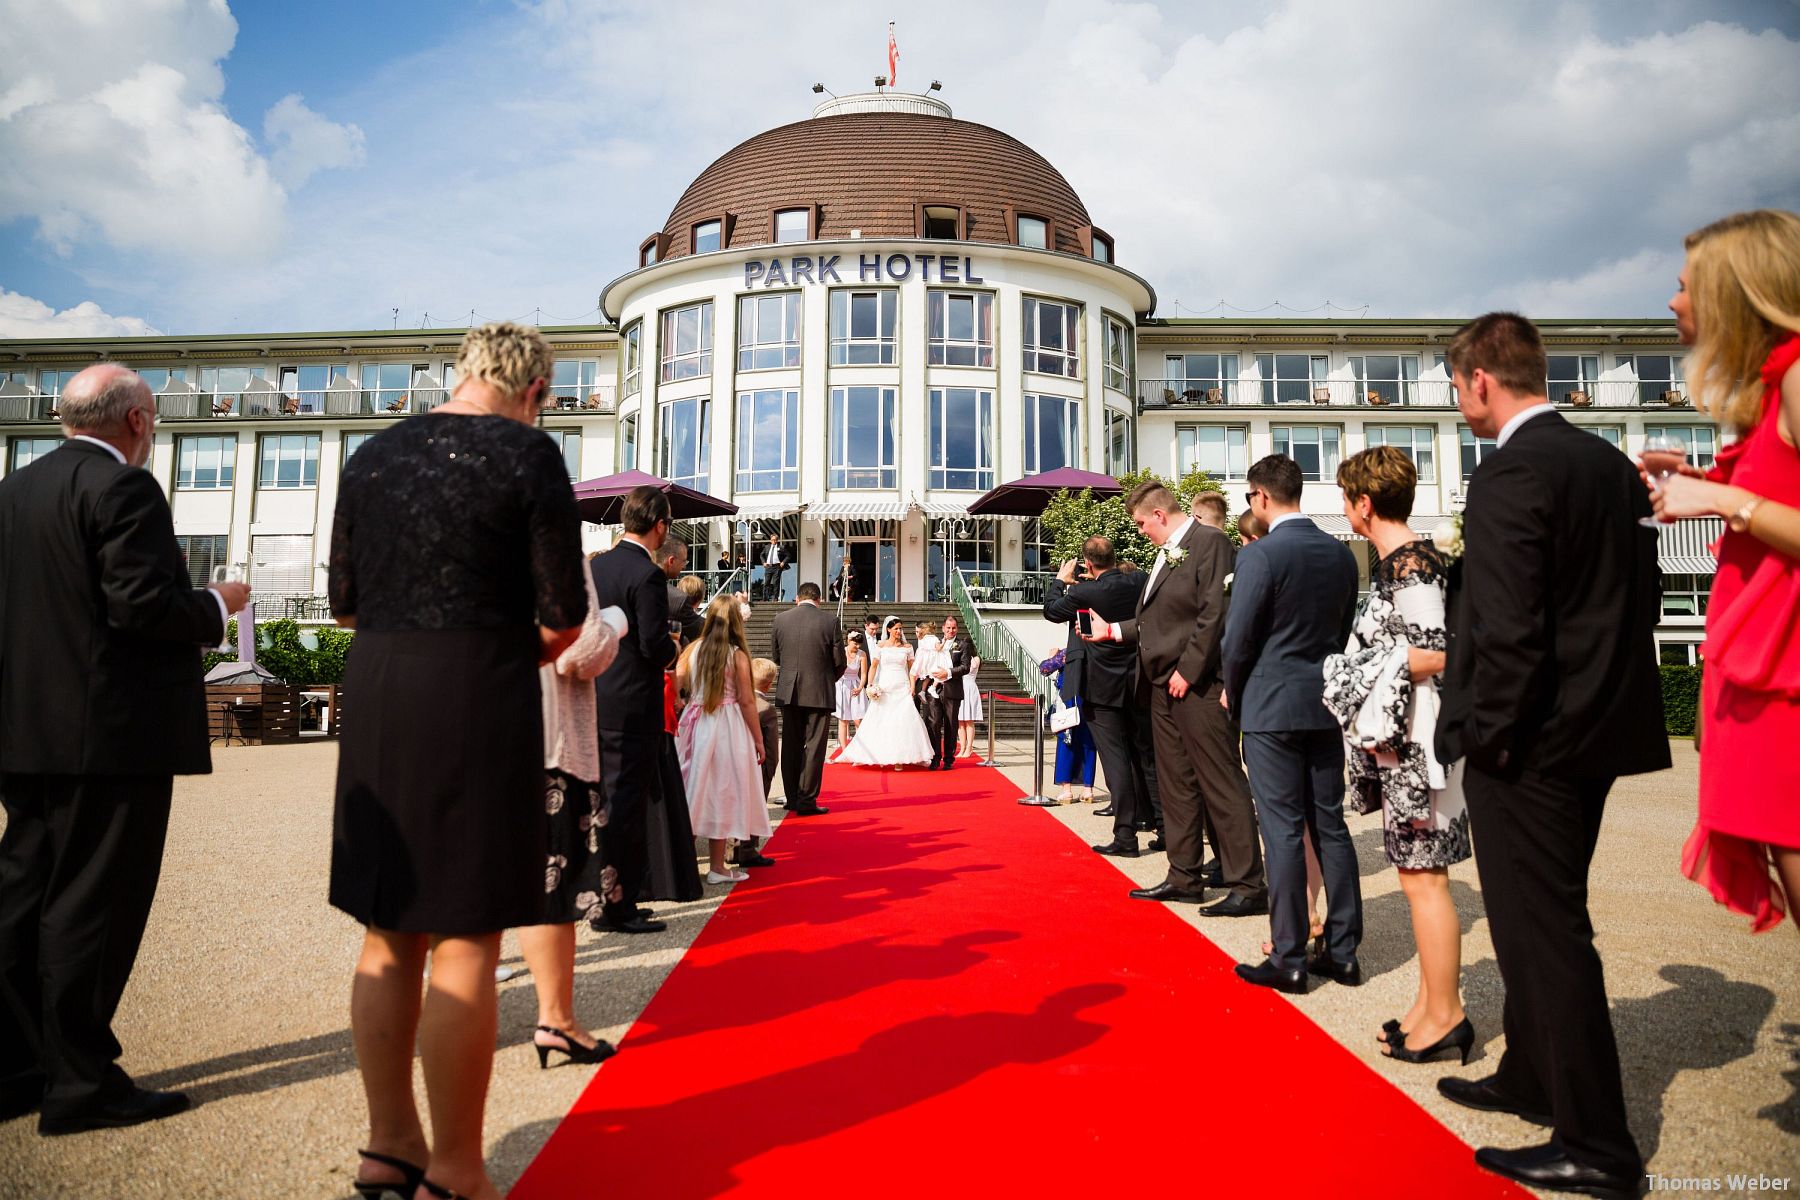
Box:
953, 568, 1051, 702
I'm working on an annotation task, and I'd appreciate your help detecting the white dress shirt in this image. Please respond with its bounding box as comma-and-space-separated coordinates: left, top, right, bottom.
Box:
1495, 402, 1556, 448
1267, 511, 1308, 533
1146, 516, 1196, 594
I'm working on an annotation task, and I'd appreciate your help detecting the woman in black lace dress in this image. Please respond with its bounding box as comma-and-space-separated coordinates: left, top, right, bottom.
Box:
329, 323, 586, 1200
1332, 447, 1473, 1068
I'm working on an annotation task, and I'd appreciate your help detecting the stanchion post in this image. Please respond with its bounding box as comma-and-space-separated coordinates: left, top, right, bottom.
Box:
1017, 693, 1057, 806
973, 687, 996, 767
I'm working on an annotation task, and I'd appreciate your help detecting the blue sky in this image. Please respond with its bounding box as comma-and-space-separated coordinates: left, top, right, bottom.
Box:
2, 0, 1798, 337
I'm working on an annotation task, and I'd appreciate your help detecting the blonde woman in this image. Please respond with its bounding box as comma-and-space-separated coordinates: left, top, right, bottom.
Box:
1653, 208, 1800, 932
676, 595, 771, 883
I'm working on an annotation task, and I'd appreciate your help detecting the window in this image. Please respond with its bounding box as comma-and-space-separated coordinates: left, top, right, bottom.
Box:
659, 395, 710, 490
175, 534, 230, 589
1257, 354, 1330, 405
35, 370, 78, 401
929, 387, 994, 490
774, 208, 810, 243
1016, 215, 1047, 248
618, 411, 637, 471
1090, 231, 1114, 263
737, 293, 801, 371
1660, 573, 1712, 618
1104, 313, 1133, 392
1022, 297, 1081, 378
176, 435, 237, 490
1644, 424, 1717, 470
198, 365, 267, 408
1616, 354, 1686, 405
1106, 409, 1135, 474
660, 301, 714, 382
1163, 353, 1239, 403
640, 236, 660, 267
8, 437, 63, 470
549, 360, 600, 408
250, 533, 313, 596
1022, 518, 1057, 573
258, 434, 319, 489
622, 321, 642, 398
1023, 394, 1080, 473
920, 204, 962, 239
829, 289, 897, 365
1547, 355, 1600, 405
927, 523, 996, 602
1590, 425, 1625, 449
1363, 426, 1437, 483
1658, 640, 1702, 666
830, 386, 897, 489
343, 432, 374, 463
279, 364, 350, 414
138, 367, 188, 392
542, 430, 582, 481
1272, 425, 1341, 481
1458, 425, 1497, 481
359, 363, 424, 412
735, 389, 799, 492
927, 291, 993, 367
1349, 355, 1421, 406
1176, 425, 1248, 480
692, 220, 722, 254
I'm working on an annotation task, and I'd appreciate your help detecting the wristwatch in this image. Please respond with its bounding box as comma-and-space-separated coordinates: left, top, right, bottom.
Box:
1728, 494, 1765, 533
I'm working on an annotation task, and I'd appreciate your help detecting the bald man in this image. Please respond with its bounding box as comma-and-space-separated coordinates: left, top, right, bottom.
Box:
0, 364, 250, 1135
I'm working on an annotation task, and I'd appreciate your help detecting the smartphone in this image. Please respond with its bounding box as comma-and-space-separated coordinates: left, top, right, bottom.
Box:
667, 619, 683, 636
1076, 609, 1095, 638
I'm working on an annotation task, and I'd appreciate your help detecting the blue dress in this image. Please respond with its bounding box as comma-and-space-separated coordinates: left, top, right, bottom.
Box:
1050, 670, 1097, 787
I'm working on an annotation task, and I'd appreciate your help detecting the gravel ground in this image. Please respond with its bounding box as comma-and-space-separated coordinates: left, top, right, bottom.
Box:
0, 738, 1793, 1198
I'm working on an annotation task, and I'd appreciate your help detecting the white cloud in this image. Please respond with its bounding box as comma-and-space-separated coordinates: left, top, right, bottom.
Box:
264, 94, 366, 189
0, 288, 159, 337
0, 0, 361, 264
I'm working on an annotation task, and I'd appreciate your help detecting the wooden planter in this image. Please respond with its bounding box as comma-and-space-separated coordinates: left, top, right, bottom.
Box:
206, 683, 302, 745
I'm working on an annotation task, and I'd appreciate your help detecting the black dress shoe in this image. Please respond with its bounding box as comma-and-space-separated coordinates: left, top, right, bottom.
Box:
1437, 1075, 1553, 1126
733, 851, 776, 868
1305, 949, 1364, 985
0, 1071, 44, 1122
39, 1086, 190, 1136
1201, 865, 1225, 887
787, 805, 830, 816
1200, 856, 1220, 875
1473, 1143, 1644, 1199
1147, 836, 1166, 852
1199, 892, 1269, 918
1128, 882, 1207, 903
1234, 959, 1307, 995
590, 913, 667, 935
1092, 841, 1139, 857
1093, 804, 1116, 817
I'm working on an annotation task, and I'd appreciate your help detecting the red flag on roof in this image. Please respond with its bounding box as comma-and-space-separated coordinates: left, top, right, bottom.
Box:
887, 22, 899, 85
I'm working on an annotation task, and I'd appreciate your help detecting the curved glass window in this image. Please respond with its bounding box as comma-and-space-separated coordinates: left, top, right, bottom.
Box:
693, 220, 722, 254
1103, 314, 1133, 392
1023, 394, 1079, 473
830, 386, 897, 489
660, 301, 713, 383
929, 387, 993, 490
1022, 297, 1080, 378
737, 293, 801, 371
830, 290, 897, 365
928, 290, 993, 367
735, 388, 799, 492
622, 322, 642, 398
660, 395, 711, 490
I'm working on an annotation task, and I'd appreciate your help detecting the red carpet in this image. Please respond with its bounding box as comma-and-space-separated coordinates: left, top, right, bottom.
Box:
511, 762, 1526, 1199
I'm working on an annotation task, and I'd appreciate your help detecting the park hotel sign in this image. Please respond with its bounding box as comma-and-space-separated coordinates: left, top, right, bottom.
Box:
743, 253, 986, 288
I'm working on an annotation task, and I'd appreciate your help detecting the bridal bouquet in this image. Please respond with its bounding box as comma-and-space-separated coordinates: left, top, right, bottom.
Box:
865, 684, 884, 701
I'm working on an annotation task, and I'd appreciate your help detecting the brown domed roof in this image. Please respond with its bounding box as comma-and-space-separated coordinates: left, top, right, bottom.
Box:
657, 111, 1096, 260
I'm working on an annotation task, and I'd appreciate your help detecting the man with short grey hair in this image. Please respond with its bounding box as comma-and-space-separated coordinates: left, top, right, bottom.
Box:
0, 364, 250, 1135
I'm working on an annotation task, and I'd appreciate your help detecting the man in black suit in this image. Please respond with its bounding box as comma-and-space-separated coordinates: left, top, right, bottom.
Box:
1434, 314, 1668, 1199
589, 486, 680, 934
715, 550, 731, 572
1223, 454, 1361, 993
771, 582, 844, 815
0, 364, 250, 1135
1088, 483, 1266, 913
1044, 537, 1160, 853
923, 614, 973, 770
759, 533, 787, 601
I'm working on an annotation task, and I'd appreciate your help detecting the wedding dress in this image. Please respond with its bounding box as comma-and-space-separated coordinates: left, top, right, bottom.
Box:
839, 644, 935, 767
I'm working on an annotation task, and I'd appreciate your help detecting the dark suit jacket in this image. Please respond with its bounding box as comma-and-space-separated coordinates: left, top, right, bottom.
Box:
591, 541, 677, 732
1221, 516, 1358, 733
0, 440, 225, 775
938, 635, 973, 705
1436, 411, 1670, 778
1119, 521, 1235, 692
770, 601, 843, 710
1044, 569, 1144, 708
666, 582, 703, 646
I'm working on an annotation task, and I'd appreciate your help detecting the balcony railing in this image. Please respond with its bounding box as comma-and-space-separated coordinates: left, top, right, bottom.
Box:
961, 571, 1057, 607
0, 383, 626, 425
1136, 377, 1691, 412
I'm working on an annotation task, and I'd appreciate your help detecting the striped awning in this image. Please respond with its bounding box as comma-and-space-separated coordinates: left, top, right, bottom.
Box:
1306, 514, 1442, 542
1656, 517, 1721, 575
808, 501, 909, 520
915, 499, 1028, 521
1659, 556, 1717, 575
706, 503, 803, 526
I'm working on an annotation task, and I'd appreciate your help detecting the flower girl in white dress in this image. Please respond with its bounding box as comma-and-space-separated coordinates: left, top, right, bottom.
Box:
676, 595, 772, 882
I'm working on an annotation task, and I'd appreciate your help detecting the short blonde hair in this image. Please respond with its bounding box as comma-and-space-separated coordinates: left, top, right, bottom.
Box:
454, 321, 554, 400
1684, 209, 1800, 433
916, 620, 939, 637
751, 657, 777, 692
676, 574, 705, 607
1336, 445, 1417, 521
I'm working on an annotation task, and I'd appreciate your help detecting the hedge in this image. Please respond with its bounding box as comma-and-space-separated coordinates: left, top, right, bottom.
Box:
1660, 664, 1701, 738
202, 618, 354, 685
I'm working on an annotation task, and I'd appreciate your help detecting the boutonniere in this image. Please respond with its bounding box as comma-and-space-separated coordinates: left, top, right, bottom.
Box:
1431, 511, 1465, 561
1223, 571, 1234, 594
1166, 546, 1188, 566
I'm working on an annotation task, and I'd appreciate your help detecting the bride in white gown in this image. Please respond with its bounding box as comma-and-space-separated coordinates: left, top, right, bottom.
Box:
839, 617, 936, 768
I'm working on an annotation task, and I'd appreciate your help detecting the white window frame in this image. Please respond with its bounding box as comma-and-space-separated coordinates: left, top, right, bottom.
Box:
1363, 425, 1437, 483
175, 434, 237, 490
1257, 354, 1330, 405
343, 432, 375, 463
693, 220, 722, 254
1105, 408, 1135, 474
542, 428, 582, 481
1271, 424, 1342, 481
1644, 424, 1718, 470
1615, 353, 1687, 405
927, 290, 994, 367
1163, 353, 1239, 404
1660, 573, 1712, 619
1349, 354, 1421, 406
773, 208, 809, 243
829, 289, 898, 366
257, 433, 320, 489
8, 436, 63, 471
1023, 393, 1080, 474
1458, 425, 1497, 482
735, 388, 800, 492
928, 387, 994, 491
1016, 215, 1048, 248
830, 386, 898, 490
622, 321, 642, 398
736, 293, 802, 372
1103, 312, 1133, 393
1547, 354, 1601, 405
1022, 296, 1081, 378
660, 301, 714, 383
658, 395, 710, 490
1176, 424, 1248, 481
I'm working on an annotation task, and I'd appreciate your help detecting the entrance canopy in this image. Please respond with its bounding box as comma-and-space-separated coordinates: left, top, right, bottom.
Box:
573, 470, 738, 525
967, 467, 1121, 517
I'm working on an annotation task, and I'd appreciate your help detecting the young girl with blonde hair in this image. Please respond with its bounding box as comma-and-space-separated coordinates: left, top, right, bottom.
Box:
675, 595, 771, 884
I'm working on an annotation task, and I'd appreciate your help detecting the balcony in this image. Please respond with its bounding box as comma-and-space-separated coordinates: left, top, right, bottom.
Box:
1136, 377, 1693, 413
0, 380, 618, 425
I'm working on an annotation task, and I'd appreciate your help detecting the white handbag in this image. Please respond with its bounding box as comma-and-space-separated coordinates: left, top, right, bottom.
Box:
1048, 700, 1081, 732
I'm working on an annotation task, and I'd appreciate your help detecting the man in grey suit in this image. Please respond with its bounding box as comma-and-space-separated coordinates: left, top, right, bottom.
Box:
1223, 454, 1362, 994
770, 581, 845, 816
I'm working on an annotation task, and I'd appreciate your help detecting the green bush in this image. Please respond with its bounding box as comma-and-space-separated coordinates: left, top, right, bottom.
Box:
199, 617, 353, 685
1039, 467, 1229, 570
1660, 664, 1702, 738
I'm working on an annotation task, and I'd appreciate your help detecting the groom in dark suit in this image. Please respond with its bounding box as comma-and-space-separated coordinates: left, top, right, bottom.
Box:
924, 615, 973, 770
771, 582, 844, 815
1223, 454, 1362, 993
1434, 313, 1668, 1199
0, 365, 250, 1134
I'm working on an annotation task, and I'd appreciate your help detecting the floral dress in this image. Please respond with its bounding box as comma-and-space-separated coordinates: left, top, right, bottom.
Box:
1347, 542, 1471, 871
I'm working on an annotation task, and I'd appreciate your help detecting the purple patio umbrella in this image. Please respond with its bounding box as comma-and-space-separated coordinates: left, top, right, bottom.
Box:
966, 467, 1122, 517
572, 469, 738, 525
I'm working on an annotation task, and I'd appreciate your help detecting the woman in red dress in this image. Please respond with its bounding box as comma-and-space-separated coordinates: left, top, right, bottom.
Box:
1654, 208, 1800, 932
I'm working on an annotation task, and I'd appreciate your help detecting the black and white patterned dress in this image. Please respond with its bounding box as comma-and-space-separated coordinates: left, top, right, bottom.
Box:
1350, 542, 1471, 871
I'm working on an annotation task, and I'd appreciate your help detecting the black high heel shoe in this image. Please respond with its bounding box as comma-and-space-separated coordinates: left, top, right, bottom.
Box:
1378, 1017, 1404, 1044
534, 1025, 617, 1069
419, 1180, 471, 1200
1385, 1017, 1475, 1065
353, 1149, 425, 1199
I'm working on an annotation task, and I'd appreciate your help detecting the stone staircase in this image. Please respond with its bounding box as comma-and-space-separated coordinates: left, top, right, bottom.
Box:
744, 602, 1044, 740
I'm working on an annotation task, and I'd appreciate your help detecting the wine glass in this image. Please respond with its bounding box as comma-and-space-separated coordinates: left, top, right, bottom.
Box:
1638, 432, 1687, 528
210, 564, 245, 651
